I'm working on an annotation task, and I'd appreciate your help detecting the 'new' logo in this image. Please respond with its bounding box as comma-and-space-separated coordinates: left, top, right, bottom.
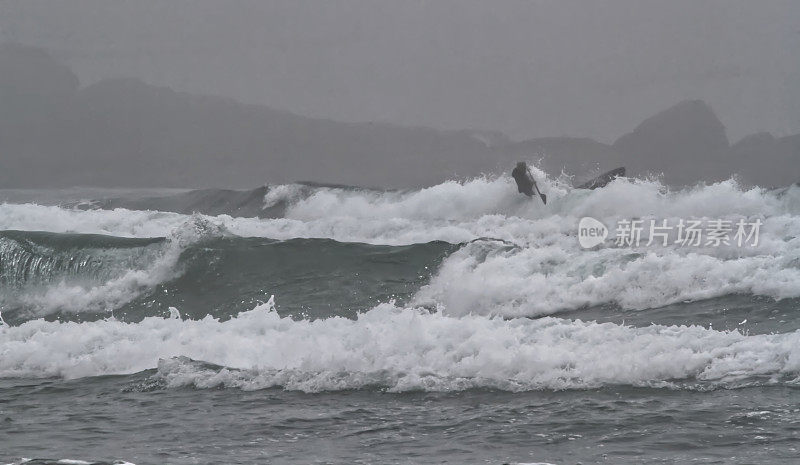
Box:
578, 217, 607, 248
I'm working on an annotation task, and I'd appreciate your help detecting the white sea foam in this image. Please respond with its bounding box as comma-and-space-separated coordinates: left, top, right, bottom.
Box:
2, 176, 798, 244
262, 183, 305, 209
1, 301, 798, 391
0, 203, 187, 238
2, 177, 800, 316
413, 233, 800, 316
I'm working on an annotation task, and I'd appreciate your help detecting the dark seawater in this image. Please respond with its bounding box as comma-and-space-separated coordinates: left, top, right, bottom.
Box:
3, 376, 798, 464
1, 178, 799, 464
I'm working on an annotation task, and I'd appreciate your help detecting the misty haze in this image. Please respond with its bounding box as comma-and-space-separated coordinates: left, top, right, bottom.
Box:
1, 2, 799, 465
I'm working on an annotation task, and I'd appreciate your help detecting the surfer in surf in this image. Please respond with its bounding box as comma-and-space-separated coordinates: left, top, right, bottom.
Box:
512, 161, 546, 204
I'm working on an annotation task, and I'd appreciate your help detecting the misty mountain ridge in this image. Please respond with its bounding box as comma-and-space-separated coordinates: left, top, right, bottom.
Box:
1, 43, 797, 189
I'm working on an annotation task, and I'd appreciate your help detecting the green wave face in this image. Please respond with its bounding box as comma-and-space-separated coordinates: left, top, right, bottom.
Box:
0, 230, 456, 325
1, 230, 165, 295
146, 237, 456, 322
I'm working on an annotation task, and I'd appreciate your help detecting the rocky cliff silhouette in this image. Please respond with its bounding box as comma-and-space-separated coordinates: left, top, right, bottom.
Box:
0, 44, 796, 188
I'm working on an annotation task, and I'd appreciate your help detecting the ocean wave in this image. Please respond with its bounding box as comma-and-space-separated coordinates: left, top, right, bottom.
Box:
414, 234, 800, 317
0, 227, 453, 323
2, 175, 800, 318
2, 175, 799, 245
4, 223, 799, 323
0, 217, 226, 320
2, 301, 798, 392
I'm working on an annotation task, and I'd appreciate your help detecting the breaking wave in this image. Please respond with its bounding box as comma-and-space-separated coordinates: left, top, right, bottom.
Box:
0, 225, 453, 324
2, 173, 800, 393
2, 175, 800, 321
2, 175, 799, 246
0, 217, 228, 321
1, 300, 798, 392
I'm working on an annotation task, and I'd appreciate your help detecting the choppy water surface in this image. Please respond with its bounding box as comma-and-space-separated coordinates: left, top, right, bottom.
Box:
1, 173, 799, 464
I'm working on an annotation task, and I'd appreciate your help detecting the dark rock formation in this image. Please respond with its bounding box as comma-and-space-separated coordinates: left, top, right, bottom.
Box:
0, 45, 796, 189
729, 132, 800, 187
0, 45, 495, 189
613, 100, 730, 185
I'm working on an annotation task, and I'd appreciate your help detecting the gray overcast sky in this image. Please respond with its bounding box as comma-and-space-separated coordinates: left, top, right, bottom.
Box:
1, 0, 798, 142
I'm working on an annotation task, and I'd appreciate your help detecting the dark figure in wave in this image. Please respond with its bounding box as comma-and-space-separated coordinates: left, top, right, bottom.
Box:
512, 161, 546, 204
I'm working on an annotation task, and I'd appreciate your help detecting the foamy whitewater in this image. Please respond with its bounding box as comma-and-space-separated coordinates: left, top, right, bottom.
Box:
2, 172, 799, 464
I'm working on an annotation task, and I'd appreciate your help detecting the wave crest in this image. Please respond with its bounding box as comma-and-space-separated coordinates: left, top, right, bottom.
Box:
2, 301, 799, 392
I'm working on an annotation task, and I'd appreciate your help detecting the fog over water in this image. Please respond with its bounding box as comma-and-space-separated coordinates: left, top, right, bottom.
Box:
2, 0, 798, 142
